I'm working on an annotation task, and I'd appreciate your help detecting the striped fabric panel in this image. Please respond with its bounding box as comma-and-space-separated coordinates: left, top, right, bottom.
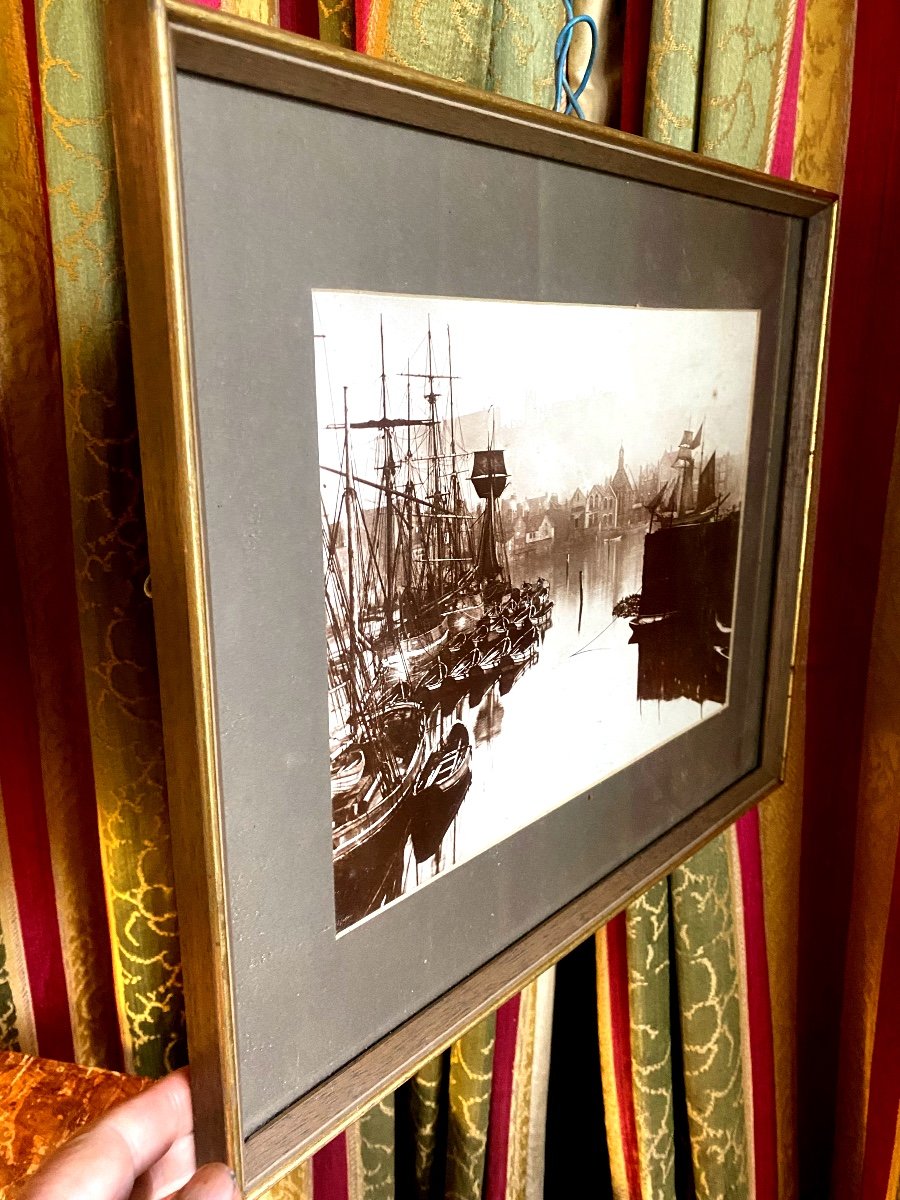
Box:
5, 0, 120, 1071
728, 819, 779, 1200
889, 1124, 900, 1200
394, 1050, 444, 1197
317, 0, 354, 45
670, 836, 749, 1200
446, 1013, 497, 1200
355, 0, 375, 52
0, 449, 72, 1065
597, 916, 641, 1200
626, 879, 676, 1200
697, 0, 798, 170
824, 30, 900, 1192
796, 0, 899, 1186
278, 0, 319, 36
221, 0, 278, 21
766, 0, 805, 175
753, 3, 812, 1165
792, 0, 858, 192
355, 1095, 395, 1200
859, 832, 900, 1200
845, 212, 900, 1199
619, 0, 653, 135
505, 980, 538, 1200
502, 970, 555, 1200
36, 0, 186, 1077
360, 0, 495, 88
0, 796, 34, 1055
643, 0, 705, 148
0, 0, 64, 1066
483, 994, 521, 1200
314, 1132, 350, 1199
485, 0, 559, 108
522, 969, 554, 1200
266, 1160, 314, 1200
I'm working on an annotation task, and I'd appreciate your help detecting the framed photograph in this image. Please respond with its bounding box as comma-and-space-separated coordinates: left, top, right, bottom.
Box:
106, 2, 836, 1193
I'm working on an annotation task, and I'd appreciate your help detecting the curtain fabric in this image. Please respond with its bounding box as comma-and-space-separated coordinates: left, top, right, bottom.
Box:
800, 1, 900, 1195
1, 2, 890, 1200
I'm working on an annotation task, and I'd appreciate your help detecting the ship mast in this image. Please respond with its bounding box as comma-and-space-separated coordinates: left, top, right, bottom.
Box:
446, 325, 472, 585
379, 319, 395, 633
470, 408, 510, 595
401, 320, 461, 607
341, 386, 358, 727
424, 319, 440, 599
676, 425, 702, 517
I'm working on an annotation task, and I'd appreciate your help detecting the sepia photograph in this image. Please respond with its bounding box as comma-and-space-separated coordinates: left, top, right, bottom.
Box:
313, 291, 758, 933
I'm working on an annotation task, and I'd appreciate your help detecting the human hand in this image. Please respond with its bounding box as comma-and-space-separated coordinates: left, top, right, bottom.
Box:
16, 1067, 239, 1200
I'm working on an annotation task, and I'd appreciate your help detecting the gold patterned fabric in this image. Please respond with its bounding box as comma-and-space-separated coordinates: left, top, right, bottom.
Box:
0, 3, 866, 1199
221, 0, 280, 22
36, 0, 186, 1079
319, 0, 355, 46
445, 1015, 496, 1199
2, 0, 120, 1069
793, 0, 856, 191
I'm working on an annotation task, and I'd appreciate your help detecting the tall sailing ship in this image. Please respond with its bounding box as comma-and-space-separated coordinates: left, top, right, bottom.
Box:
627, 424, 740, 705
320, 319, 553, 916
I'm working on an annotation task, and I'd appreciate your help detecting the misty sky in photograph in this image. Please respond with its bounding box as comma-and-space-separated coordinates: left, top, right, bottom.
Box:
312, 290, 759, 508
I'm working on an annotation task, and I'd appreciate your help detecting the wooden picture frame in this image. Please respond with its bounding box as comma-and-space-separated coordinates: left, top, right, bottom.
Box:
105, 2, 836, 1193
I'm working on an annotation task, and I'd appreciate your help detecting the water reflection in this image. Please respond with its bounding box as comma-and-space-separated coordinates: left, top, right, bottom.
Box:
334, 524, 734, 930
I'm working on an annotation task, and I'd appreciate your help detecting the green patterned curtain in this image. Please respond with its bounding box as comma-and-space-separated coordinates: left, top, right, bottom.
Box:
37, 0, 185, 1077
0, 1, 858, 1198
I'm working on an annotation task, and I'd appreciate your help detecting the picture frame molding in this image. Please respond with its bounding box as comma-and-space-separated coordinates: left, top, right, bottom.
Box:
105, 3, 837, 1193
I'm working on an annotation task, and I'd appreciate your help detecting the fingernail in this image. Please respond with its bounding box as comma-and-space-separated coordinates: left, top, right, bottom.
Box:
178, 1164, 238, 1198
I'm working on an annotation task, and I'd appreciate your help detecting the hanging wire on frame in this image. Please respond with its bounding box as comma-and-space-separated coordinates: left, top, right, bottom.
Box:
553, 0, 599, 120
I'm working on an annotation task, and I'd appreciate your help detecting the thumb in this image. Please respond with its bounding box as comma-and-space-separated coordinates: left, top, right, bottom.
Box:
174, 1163, 239, 1199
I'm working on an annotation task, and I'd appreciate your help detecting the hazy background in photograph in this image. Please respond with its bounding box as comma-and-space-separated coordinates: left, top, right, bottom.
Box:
313, 291, 758, 510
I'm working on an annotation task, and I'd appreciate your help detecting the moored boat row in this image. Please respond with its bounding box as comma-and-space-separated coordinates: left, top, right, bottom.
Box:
321, 318, 554, 900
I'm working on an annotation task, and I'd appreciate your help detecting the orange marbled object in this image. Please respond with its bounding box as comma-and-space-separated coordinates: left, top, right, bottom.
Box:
0, 1051, 149, 1190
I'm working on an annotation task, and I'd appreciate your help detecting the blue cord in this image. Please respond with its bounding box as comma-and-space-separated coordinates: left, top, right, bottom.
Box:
554, 1, 598, 120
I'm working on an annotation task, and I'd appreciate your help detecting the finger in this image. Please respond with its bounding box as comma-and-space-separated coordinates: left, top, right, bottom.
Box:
173, 1163, 238, 1200
130, 1132, 197, 1200
103, 1068, 194, 1178
19, 1069, 194, 1200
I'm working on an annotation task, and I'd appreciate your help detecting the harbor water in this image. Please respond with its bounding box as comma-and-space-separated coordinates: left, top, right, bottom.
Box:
336, 526, 723, 923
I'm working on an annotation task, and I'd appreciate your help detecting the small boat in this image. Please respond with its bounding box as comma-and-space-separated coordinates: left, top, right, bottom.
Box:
629, 610, 675, 629
530, 599, 553, 628
415, 723, 472, 796
502, 630, 537, 669
449, 644, 482, 682
479, 635, 512, 672
332, 700, 427, 862
330, 745, 366, 797
420, 659, 450, 692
